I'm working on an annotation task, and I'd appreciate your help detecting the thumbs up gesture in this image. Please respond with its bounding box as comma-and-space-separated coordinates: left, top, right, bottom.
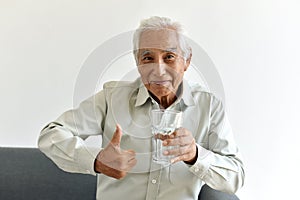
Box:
94, 124, 137, 179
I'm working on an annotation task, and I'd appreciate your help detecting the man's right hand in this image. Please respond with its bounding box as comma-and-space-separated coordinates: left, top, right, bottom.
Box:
94, 124, 137, 179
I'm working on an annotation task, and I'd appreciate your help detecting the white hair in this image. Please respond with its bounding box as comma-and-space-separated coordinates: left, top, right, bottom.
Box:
133, 16, 191, 63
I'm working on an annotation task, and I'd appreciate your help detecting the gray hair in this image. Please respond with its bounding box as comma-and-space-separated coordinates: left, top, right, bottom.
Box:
133, 16, 191, 63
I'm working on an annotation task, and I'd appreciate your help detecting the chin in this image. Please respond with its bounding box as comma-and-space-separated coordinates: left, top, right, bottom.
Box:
150, 85, 170, 93
152, 89, 174, 98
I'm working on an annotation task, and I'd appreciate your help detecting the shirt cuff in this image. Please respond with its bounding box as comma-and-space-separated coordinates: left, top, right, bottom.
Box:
189, 143, 213, 179
75, 144, 102, 176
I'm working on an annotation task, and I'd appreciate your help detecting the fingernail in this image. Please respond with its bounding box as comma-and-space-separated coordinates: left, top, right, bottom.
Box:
163, 151, 168, 155
171, 159, 175, 163
163, 141, 167, 146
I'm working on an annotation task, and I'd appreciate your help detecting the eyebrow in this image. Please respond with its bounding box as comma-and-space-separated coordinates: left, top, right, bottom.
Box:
140, 47, 178, 57
140, 50, 152, 57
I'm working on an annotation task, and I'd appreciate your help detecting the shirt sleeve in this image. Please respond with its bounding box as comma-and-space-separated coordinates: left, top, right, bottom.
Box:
189, 96, 245, 194
38, 90, 107, 176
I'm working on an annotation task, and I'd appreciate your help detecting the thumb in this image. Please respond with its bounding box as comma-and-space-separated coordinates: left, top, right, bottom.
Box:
111, 124, 122, 146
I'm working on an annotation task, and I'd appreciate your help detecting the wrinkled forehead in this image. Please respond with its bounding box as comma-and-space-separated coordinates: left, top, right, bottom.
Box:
138, 29, 180, 50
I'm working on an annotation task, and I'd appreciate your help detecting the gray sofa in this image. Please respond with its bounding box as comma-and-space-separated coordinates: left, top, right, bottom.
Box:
0, 147, 239, 200
0, 147, 97, 200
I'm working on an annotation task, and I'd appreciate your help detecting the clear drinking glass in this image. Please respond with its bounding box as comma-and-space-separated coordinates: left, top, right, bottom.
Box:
151, 109, 183, 165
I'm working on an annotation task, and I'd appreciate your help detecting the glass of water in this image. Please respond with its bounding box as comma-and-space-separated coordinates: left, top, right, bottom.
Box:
151, 109, 183, 165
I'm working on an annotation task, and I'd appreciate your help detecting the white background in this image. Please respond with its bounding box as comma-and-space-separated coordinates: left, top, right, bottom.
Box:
1, 0, 299, 199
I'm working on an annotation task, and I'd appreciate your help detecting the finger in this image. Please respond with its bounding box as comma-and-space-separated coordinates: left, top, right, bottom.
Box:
111, 124, 122, 146
169, 144, 197, 164
123, 149, 136, 160
170, 153, 191, 164
125, 149, 136, 155
120, 158, 137, 172
163, 137, 180, 146
163, 135, 192, 147
164, 145, 190, 156
128, 158, 137, 167
172, 128, 189, 137
155, 133, 169, 140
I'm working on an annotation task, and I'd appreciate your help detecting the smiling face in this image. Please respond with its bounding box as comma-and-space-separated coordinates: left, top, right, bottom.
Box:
137, 29, 191, 104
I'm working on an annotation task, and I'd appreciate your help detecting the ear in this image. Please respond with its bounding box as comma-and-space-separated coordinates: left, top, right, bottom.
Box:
184, 50, 192, 71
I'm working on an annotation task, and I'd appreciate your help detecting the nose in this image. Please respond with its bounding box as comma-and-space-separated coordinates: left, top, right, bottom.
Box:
153, 59, 166, 76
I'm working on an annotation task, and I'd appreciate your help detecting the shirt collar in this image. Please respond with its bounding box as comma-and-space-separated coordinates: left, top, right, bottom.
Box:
134, 78, 196, 107
181, 79, 196, 107
135, 78, 150, 107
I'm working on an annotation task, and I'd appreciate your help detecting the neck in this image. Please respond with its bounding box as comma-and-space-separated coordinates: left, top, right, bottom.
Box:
149, 83, 183, 108
158, 94, 177, 109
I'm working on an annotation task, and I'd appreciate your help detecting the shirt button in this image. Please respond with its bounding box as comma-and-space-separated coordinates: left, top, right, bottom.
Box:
151, 179, 157, 184
194, 167, 199, 172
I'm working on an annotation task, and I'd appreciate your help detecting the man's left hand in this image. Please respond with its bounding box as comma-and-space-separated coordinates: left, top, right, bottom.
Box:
162, 128, 197, 164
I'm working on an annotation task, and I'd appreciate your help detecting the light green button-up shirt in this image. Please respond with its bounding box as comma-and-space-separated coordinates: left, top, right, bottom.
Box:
38, 78, 244, 200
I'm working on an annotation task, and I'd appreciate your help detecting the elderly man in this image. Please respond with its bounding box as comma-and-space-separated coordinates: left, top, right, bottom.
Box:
38, 16, 244, 200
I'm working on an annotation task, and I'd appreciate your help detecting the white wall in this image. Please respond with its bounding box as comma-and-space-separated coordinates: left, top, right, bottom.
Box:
1, 0, 299, 199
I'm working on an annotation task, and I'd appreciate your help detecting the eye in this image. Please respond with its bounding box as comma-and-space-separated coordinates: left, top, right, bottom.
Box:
142, 56, 153, 61
140, 56, 154, 64
164, 54, 176, 61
